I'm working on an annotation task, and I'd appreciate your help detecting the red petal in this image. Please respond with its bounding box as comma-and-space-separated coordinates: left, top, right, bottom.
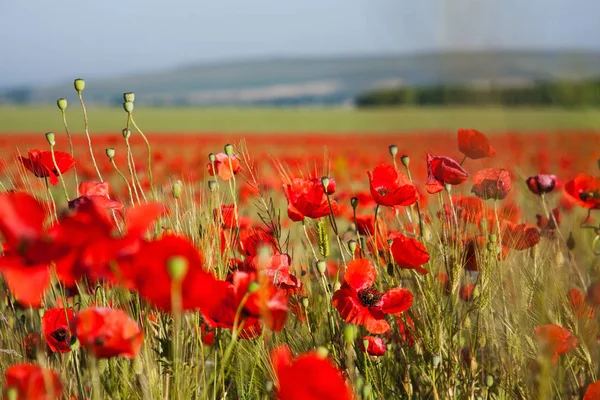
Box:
0, 258, 50, 307
0, 192, 46, 248
343, 258, 376, 292
126, 202, 167, 237
380, 287, 413, 314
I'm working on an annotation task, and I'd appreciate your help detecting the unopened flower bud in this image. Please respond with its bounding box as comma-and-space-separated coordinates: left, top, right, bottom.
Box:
56, 98, 67, 111
444, 183, 452, 193
350, 197, 358, 209
208, 153, 216, 163
247, 281, 260, 293
432, 354, 442, 367
123, 92, 135, 103
567, 232, 576, 250
348, 239, 357, 254
105, 148, 115, 159
362, 384, 372, 398
488, 233, 497, 243
401, 155, 410, 168
333, 281, 341, 291
388, 144, 398, 157
343, 324, 356, 344
264, 380, 274, 392
122, 128, 131, 139
6, 387, 17, 400
485, 375, 494, 387
316, 260, 327, 275
74, 78, 85, 92
123, 101, 134, 113
172, 180, 183, 199
208, 180, 217, 192
301, 296, 309, 308
45, 132, 55, 146
362, 339, 369, 352
167, 256, 189, 281
321, 176, 330, 191
224, 144, 234, 156
316, 346, 328, 359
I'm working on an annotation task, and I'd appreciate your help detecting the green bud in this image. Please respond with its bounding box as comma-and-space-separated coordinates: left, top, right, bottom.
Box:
38, 309, 45, 318
224, 144, 234, 156
401, 155, 410, 168
122, 128, 131, 139
321, 176, 330, 191
350, 197, 358, 209
485, 375, 494, 387
265, 380, 274, 392
56, 98, 67, 111
488, 233, 497, 243
74, 78, 85, 92
123, 101, 134, 113
343, 324, 356, 344
208, 180, 217, 192
301, 296, 309, 308
208, 153, 216, 163
444, 183, 452, 193
105, 148, 115, 159
388, 144, 398, 157
172, 180, 183, 199
316, 260, 327, 275
45, 132, 55, 146
486, 242, 495, 253
316, 346, 329, 359
6, 387, 17, 400
247, 281, 260, 294
362, 339, 369, 352
167, 256, 189, 281
123, 92, 135, 103
432, 354, 442, 367
348, 239, 357, 254
362, 384, 372, 398
333, 281, 341, 291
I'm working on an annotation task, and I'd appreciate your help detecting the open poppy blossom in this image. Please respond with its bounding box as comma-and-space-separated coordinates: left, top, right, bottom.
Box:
42, 308, 75, 353
249, 253, 302, 294
471, 168, 511, 200
426, 154, 468, 194
535, 324, 578, 364
360, 335, 387, 356
68, 181, 123, 211
501, 222, 540, 250
207, 152, 241, 181
72, 307, 143, 359
526, 174, 557, 195
332, 258, 413, 334
584, 381, 600, 400
390, 233, 430, 274
367, 164, 418, 207
564, 174, 600, 209
457, 128, 496, 159
282, 178, 339, 222
3, 363, 63, 400
19, 149, 75, 186
271, 345, 352, 400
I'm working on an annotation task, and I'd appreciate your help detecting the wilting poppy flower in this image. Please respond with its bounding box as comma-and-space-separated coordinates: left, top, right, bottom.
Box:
332, 258, 413, 334
3, 363, 63, 400
502, 222, 540, 250
471, 168, 511, 200
271, 345, 352, 400
390, 233, 430, 274
282, 178, 339, 222
584, 381, 600, 400
367, 164, 418, 207
564, 174, 600, 209
457, 128, 496, 160
360, 336, 387, 356
19, 149, 75, 186
535, 324, 578, 363
426, 154, 468, 194
42, 308, 75, 353
68, 181, 123, 211
568, 288, 595, 319
526, 174, 557, 195
72, 307, 143, 359
207, 153, 241, 181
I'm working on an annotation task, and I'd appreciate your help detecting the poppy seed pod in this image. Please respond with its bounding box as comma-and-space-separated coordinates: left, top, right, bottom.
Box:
166, 256, 189, 281
321, 176, 330, 192
122, 128, 131, 139
56, 98, 67, 111
401, 155, 410, 167
362, 339, 370, 352
301, 296, 309, 308
172, 180, 183, 199
74, 78, 85, 92
224, 144, 234, 156
350, 197, 358, 209
208, 180, 217, 192
123, 101, 134, 113
316, 346, 329, 358
485, 375, 494, 388
208, 153, 216, 163
343, 324, 357, 344
316, 260, 327, 275
45, 132, 55, 146
388, 144, 398, 157
348, 239, 357, 254
123, 92, 135, 103
333, 281, 341, 291
105, 148, 115, 159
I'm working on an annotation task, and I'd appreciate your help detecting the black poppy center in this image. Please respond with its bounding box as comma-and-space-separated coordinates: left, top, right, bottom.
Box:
358, 286, 383, 307
375, 186, 389, 197
50, 327, 70, 343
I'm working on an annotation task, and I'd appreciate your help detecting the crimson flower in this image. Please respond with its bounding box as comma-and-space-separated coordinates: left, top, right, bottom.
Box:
535, 324, 578, 363
567, 288, 595, 319
332, 259, 413, 334
68, 181, 123, 211
459, 284, 474, 302
42, 308, 75, 353
426, 154, 468, 194
360, 336, 387, 356
367, 164, 418, 207
457, 128, 496, 159
501, 222, 540, 250
248, 253, 302, 294
526, 174, 557, 195
72, 307, 143, 359
19, 149, 75, 186
207, 153, 241, 181
390, 233, 430, 274
564, 174, 600, 209
282, 178, 339, 222
584, 381, 600, 400
214, 204, 238, 229
3, 363, 63, 400
271, 345, 352, 400
471, 168, 511, 200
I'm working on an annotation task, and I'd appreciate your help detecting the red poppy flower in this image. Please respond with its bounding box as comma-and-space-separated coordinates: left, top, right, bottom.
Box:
568, 288, 595, 319
360, 336, 387, 356
282, 178, 339, 222
332, 259, 413, 334
198, 321, 216, 345
426, 154, 468, 194
72, 307, 143, 359
3, 363, 63, 400
239, 227, 278, 257
42, 308, 75, 353
68, 181, 123, 211
526, 174, 557, 195
457, 128, 496, 159
390, 233, 430, 274
207, 153, 241, 181
19, 149, 75, 186
367, 164, 418, 207
564, 174, 600, 209
584, 381, 600, 400
535, 324, 578, 363
128, 235, 221, 313
271, 345, 352, 400
471, 168, 511, 200
214, 204, 238, 229
502, 222, 540, 250
249, 253, 302, 294
459, 283, 474, 302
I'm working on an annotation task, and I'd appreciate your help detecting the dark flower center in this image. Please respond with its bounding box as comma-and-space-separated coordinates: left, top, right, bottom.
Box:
358, 286, 383, 307
376, 186, 389, 197
50, 328, 70, 343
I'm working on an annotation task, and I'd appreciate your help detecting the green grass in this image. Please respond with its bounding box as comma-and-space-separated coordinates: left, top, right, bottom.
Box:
1, 106, 600, 133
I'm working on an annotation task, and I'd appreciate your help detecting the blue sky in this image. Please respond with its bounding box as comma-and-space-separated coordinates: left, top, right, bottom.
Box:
1, 0, 599, 87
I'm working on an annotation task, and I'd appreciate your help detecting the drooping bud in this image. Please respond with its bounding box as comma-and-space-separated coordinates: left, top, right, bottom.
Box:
566, 232, 576, 250
247, 281, 260, 294
348, 239, 357, 254
350, 197, 358, 209
45, 132, 55, 146
172, 180, 183, 199
388, 144, 398, 157
123, 101, 134, 114
316, 260, 327, 275
401, 155, 410, 168
56, 98, 67, 111
301, 296, 309, 308
122, 128, 131, 139
74, 78, 85, 92
224, 144, 234, 156
167, 256, 189, 281
123, 92, 135, 103
105, 148, 115, 159
208, 180, 217, 192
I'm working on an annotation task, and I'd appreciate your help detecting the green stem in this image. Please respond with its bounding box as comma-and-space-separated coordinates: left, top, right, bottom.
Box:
77, 91, 103, 181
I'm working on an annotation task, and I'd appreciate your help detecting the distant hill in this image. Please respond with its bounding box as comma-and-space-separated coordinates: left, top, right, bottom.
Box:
3, 50, 600, 106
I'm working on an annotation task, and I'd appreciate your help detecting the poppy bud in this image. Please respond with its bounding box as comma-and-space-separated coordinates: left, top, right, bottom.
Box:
74, 78, 85, 92
167, 256, 189, 281
123, 101, 134, 113
208, 153, 216, 163
321, 176, 330, 192
56, 98, 67, 111
122, 129, 131, 139
124, 92, 135, 103
247, 281, 260, 294
343, 324, 357, 344
444, 183, 452, 193
401, 155, 410, 168
45, 132, 55, 146
172, 180, 183, 199
316, 346, 329, 359
387, 263, 394, 277
362, 384, 372, 398
348, 239, 357, 254
388, 144, 398, 157
362, 339, 369, 352
488, 233, 497, 243
6, 388, 17, 400
265, 380, 274, 393
105, 148, 115, 159
566, 232, 576, 250
486, 242, 495, 253
224, 144, 234, 156
432, 354, 442, 367
208, 180, 217, 192
333, 281, 341, 291
350, 197, 358, 209
316, 260, 327, 275
485, 375, 494, 387
301, 296, 309, 308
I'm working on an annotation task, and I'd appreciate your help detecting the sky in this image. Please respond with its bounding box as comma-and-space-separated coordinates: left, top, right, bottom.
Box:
1, 0, 600, 88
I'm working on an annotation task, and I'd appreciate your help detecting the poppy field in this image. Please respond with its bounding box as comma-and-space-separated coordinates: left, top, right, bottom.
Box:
1, 82, 600, 399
